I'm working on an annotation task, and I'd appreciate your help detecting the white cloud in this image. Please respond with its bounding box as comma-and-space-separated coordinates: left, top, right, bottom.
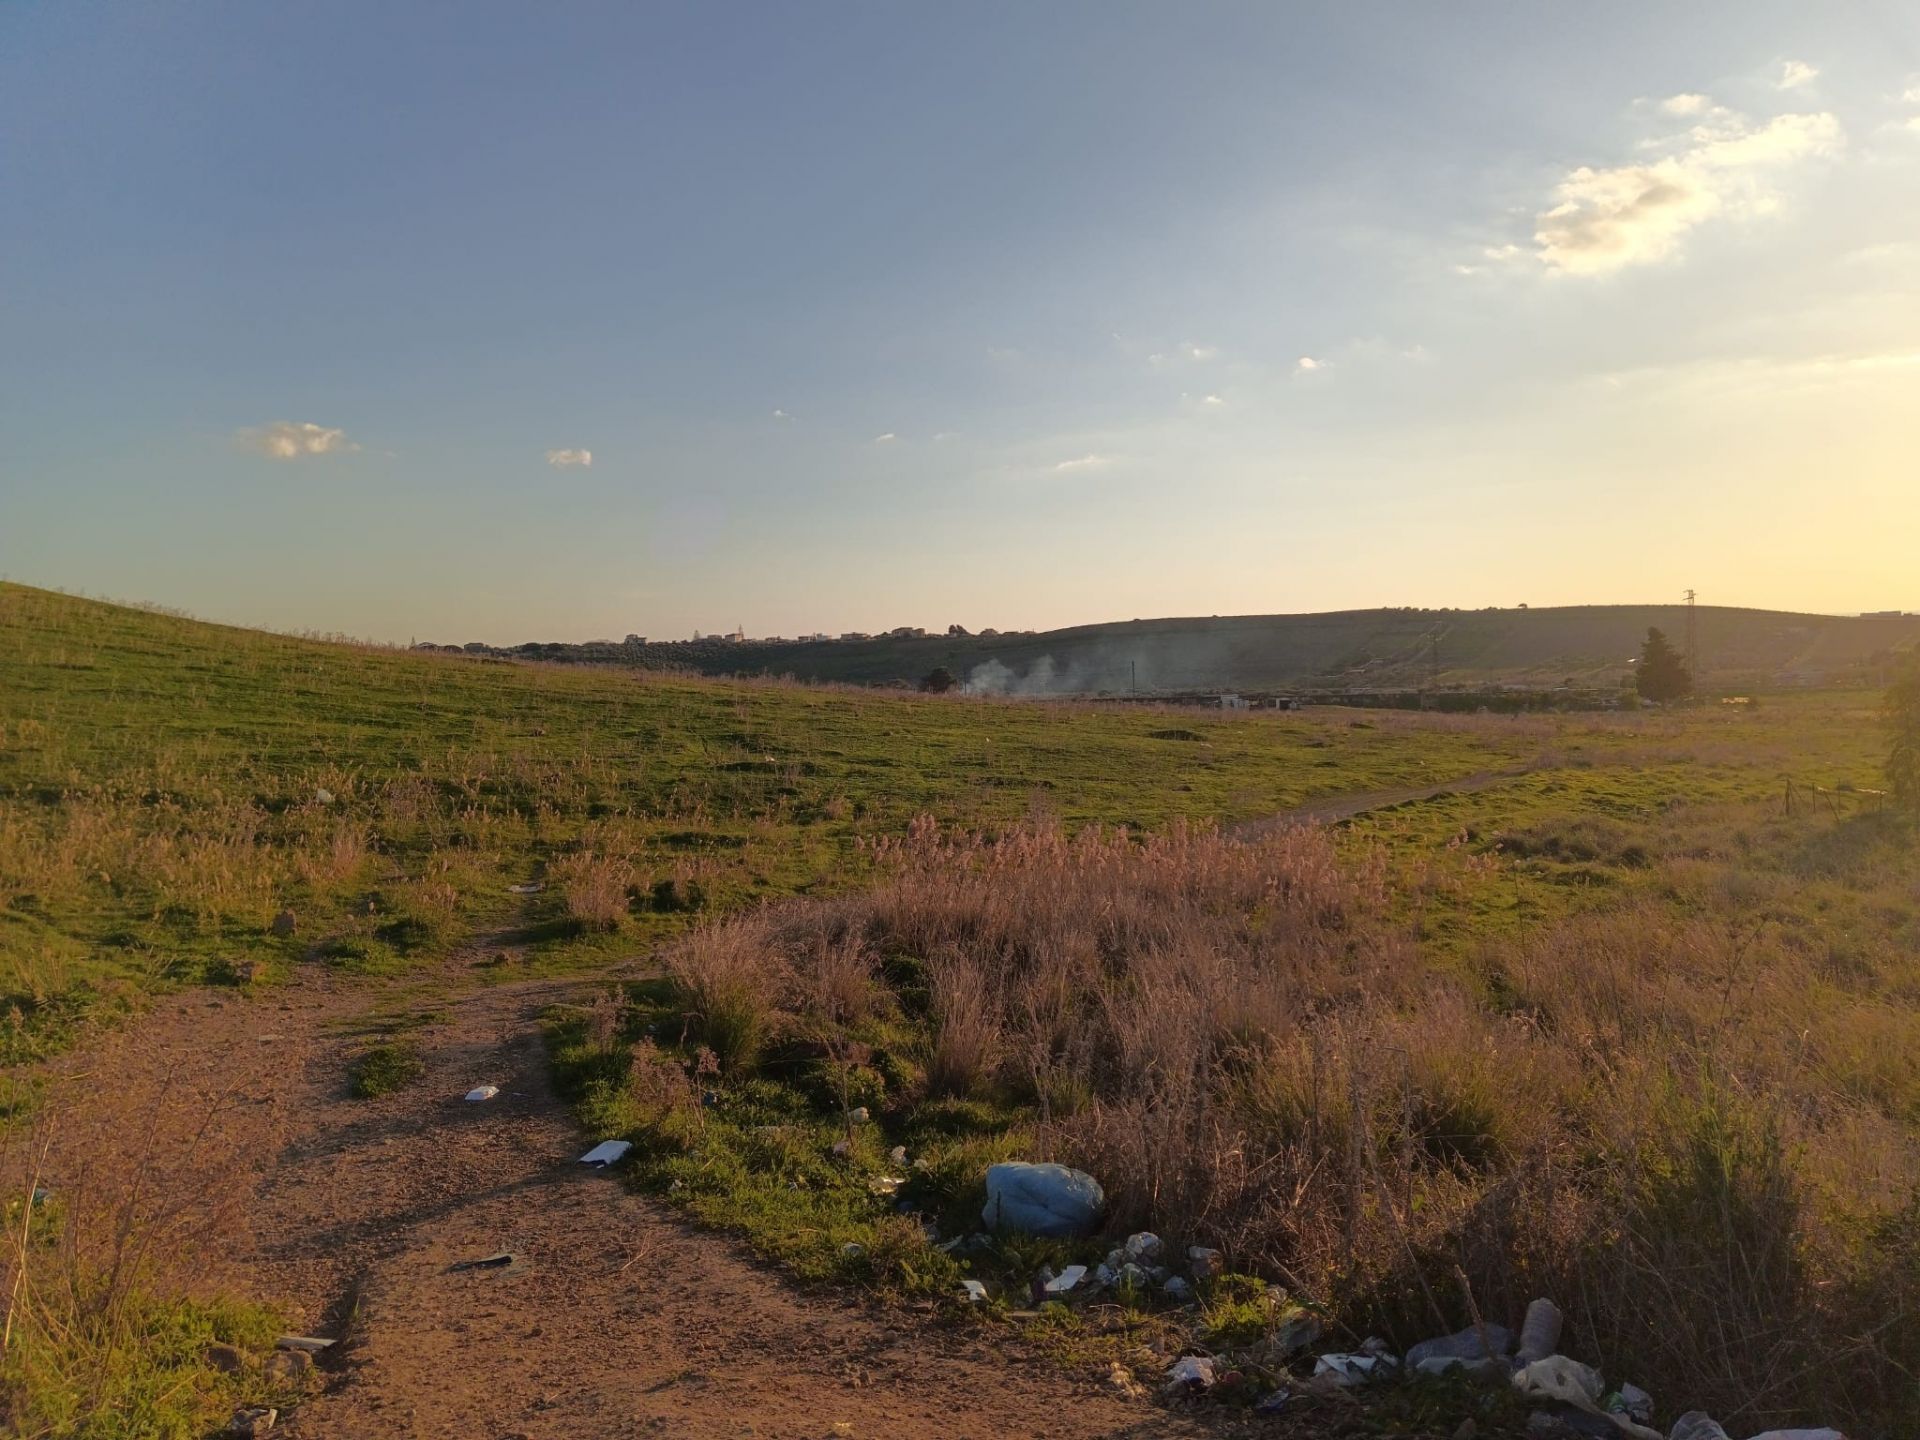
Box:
237, 420, 356, 459
545, 448, 592, 468
932, 431, 959, 442
1293, 356, 1323, 374
1777, 60, 1818, 91
871, 432, 897, 444
1053, 453, 1116, 473
1905, 80, 1920, 105
1660, 93, 1712, 116
1533, 105, 1842, 275
1201, 394, 1225, 407
772, 408, 792, 420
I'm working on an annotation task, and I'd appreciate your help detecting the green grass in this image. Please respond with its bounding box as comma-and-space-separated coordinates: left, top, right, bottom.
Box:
4, 581, 1915, 1435
348, 1039, 425, 1098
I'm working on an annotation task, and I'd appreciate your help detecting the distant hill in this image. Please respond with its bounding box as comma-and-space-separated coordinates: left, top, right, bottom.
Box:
434, 604, 1920, 696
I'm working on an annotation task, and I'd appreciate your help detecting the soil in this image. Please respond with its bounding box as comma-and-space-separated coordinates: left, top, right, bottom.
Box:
25, 945, 1224, 1440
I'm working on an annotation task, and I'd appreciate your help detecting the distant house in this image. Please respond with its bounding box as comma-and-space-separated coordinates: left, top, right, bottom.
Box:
840, 632, 870, 642
624, 634, 646, 646
1219, 693, 1249, 710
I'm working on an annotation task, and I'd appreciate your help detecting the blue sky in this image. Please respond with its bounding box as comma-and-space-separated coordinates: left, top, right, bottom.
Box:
3, 2, 1917, 642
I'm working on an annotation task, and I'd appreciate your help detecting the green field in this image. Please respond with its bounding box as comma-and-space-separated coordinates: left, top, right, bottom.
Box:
3, 582, 1916, 1437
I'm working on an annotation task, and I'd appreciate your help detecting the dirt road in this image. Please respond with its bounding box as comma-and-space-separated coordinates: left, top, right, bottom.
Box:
30, 953, 1212, 1440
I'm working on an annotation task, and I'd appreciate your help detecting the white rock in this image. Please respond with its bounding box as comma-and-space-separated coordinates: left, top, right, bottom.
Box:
960, 1279, 989, 1303
464, 1085, 499, 1102
1123, 1231, 1163, 1262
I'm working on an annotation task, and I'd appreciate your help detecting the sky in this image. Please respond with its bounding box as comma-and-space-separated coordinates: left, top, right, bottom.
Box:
2, 2, 1917, 644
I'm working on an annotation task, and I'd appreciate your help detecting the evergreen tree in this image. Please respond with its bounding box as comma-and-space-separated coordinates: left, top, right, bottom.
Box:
1635, 627, 1692, 703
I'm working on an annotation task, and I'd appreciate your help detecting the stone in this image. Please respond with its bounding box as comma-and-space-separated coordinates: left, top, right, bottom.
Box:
270, 909, 297, 937
1186, 1245, 1224, 1281
1122, 1231, 1162, 1263
265, 1349, 312, 1384
229, 1407, 277, 1437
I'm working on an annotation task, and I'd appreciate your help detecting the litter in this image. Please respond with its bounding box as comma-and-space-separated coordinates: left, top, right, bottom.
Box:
848, 1106, 870, 1124
1408, 1323, 1514, 1369
1254, 1387, 1290, 1415
464, 1085, 499, 1102
889, 1145, 908, 1166
275, 1335, 336, 1353
449, 1251, 520, 1273
841, 1242, 864, 1259
578, 1140, 632, 1167
228, 1407, 277, 1437
1517, 1297, 1565, 1364
507, 882, 544, 894
1314, 1352, 1397, 1386
1667, 1417, 1732, 1440
1603, 1385, 1654, 1426
313, 788, 333, 806
866, 1175, 905, 1196
1042, 1264, 1087, 1295
1164, 1355, 1216, 1391
980, 1162, 1104, 1238
959, 1279, 988, 1303
1415, 1355, 1509, 1379
1742, 1432, 1846, 1440
1513, 1358, 1660, 1440
1123, 1231, 1163, 1262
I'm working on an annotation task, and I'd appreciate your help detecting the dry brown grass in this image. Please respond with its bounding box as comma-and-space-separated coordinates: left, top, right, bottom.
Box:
667, 813, 1919, 1433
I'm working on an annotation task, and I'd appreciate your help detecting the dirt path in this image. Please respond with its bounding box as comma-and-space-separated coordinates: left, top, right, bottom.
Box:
28, 953, 1215, 1440
1229, 769, 1528, 841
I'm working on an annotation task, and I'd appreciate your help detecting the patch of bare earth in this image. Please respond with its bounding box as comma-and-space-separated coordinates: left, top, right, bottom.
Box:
25, 953, 1218, 1440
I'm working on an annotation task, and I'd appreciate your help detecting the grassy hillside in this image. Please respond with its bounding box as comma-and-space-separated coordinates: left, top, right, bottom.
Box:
4, 581, 1917, 1435
490, 603, 1920, 695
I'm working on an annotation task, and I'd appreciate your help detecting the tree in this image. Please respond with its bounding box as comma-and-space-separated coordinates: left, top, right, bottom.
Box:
1635, 627, 1692, 703
921, 666, 956, 694
1886, 658, 1920, 812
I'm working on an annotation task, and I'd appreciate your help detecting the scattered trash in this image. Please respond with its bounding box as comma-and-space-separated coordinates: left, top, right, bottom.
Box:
270, 908, 297, 937
1667, 1416, 1731, 1440
980, 1162, 1104, 1238
831, 1138, 853, 1157
848, 1106, 870, 1124
889, 1145, 908, 1166
1164, 1355, 1216, 1392
1042, 1264, 1087, 1295
464, 1085, 499, 1102
1162, 1275, 1194, 1302
313, 788, 333, 806
1513, 1358, 1659, 1440
275, 1335, 335, 1353
959, 1279, 988, 1303
841, 1242, 865, 1260
229, 1407, 276, 1437
1407, 1323, 1514, 1369
1186, 1245, 1223, 1281
1107, 1362, 1147, 1400
1415, 1355, 1511, 1381
1254, 1387, 1290, 1415
1603, 1384, 1653, 1426
1314, 1351, 1398, 1386
1517, 1297, 1566, 1364
1742, 1432, 1846, 1440
449, 1251, 520, 1273
866, 1175, 905, 1196
1123, 1231, 1163, 1263
507, 882, 544, 895
1116, 1262, 1153, 1291
1273, 1310, 1323, 1356
578, 1140, 632, 1167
